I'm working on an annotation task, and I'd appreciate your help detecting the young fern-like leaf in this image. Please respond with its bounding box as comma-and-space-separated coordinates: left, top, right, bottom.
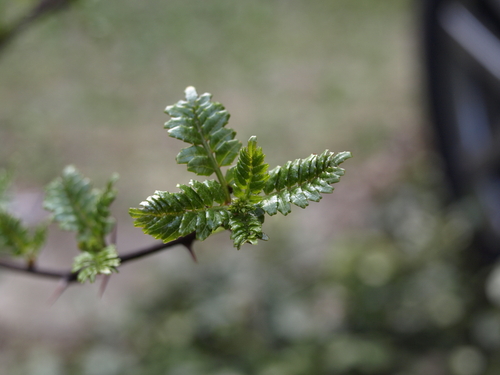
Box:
44, 166, 118, 253
165, 86, 241, 202
132, 86, 351, 249
72, 245, 120, 283
0, 211, 47, 262
260, 150, 352, 216
0, 170, 47, 262
129, 180, 230, 243
44, 166, 120, 282
230, 136, 269, 203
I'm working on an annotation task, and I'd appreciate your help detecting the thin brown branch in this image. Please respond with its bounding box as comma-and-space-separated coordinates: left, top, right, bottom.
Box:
119, 232, 196, 263
0, 232, 197, 283
0, 258, 73, 279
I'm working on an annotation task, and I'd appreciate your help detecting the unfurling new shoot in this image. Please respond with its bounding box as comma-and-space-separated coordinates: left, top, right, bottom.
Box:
130, 87, 351, 249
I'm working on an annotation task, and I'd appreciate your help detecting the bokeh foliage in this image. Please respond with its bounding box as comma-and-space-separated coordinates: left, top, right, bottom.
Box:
114, 158, 496, 375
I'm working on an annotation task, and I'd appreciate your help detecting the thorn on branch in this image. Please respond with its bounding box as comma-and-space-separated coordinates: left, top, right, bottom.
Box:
48, 276, 71, 305
185, 244, 198, 263
99, 274, 111, 298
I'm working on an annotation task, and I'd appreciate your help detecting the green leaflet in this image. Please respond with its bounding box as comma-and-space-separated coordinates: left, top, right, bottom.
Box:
44, 166, 118, 253
230, 136, 269, 203
260, 150, 352, 216
0, 211, 47, 261
165, 87, 242, 185
0, 170, 47, 262
229, 202, 267, 250
72, 245, 120, 283
129, 180, 230, 243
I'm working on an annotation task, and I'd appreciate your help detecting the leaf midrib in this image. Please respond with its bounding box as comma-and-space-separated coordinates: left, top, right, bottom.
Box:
191, 105, 231, 204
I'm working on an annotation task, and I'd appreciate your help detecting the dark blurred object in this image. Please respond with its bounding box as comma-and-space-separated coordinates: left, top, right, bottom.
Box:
422, 0, 500, 258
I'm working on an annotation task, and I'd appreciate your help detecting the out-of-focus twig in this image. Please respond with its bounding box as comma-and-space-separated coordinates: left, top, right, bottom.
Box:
0, 0, 79, 55
0, 232, 197, 284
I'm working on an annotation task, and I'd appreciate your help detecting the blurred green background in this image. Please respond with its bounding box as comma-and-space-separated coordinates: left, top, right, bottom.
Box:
3, 0, 499, 374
